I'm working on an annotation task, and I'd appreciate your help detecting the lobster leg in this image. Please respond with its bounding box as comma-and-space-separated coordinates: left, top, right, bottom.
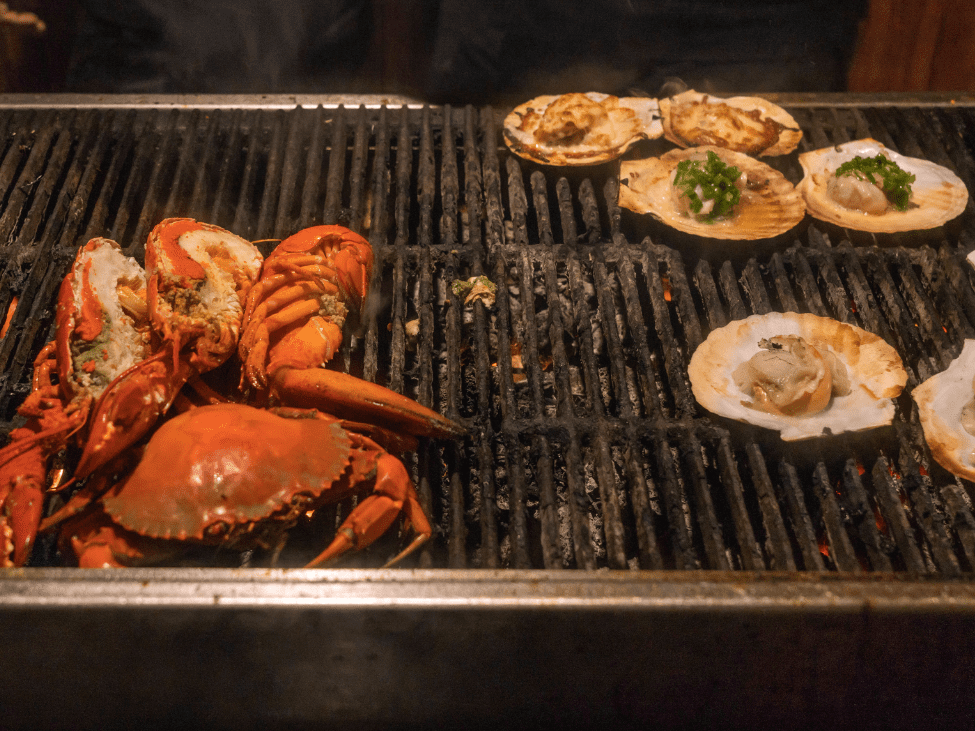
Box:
272, 366, 465, 440
305, 452, 432, 567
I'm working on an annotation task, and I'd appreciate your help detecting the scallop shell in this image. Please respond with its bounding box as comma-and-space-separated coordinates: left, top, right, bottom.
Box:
660, 90, 802, 156
619, 146, 805, 240
503, 92, 663, 166
688, 312, 907, 441
798, 138, 969, 232
913, 340, 975, 482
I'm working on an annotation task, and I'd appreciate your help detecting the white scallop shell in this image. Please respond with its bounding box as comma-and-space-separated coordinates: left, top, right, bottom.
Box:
659, 90, 802, 156
503, 92, 663, 166
619, 146, 805, 240
688, 312, 907, 441
798, 138, 969, 232
913, 339, 975, 482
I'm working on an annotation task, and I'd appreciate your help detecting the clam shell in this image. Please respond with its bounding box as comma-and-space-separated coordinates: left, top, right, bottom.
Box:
913, 340, 975, 482
660, 90, 802, 156
503, 92, 663, 166
688, 312, 907, 441
619, 146, 806, 240
798, 138, 969, 232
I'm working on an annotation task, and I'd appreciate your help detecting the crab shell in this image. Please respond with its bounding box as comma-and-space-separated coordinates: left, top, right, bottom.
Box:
619, 146, 806, 240
100, 404, 354, 541
688, 312, 907, 441
503, 92, 663, 166
798, 139, 969, 233
913, 340, 975, 483
659, 90, 802, 157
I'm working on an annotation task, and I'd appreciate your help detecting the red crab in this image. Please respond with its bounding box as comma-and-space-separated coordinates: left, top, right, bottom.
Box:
46, 403, 440, 568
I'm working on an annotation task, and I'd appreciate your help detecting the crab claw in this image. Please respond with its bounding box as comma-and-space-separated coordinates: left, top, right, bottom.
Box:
271, 367, 465, 440
74, 346, 193, 479
0, 434, 48, 567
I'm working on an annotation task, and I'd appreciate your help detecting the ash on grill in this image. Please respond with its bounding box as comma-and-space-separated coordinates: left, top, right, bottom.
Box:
1, 101, 974, 572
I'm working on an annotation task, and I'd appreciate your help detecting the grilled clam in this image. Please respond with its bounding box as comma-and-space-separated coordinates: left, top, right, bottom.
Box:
689, 312, 906, 441
503, 92, 662, 166
660, 90, 802, 156
913, 340, 975, 482
619, 145, 805, 240
798, 138, 969, 232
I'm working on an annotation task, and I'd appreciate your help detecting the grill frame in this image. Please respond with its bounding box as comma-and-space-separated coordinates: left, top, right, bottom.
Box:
1, 93, 975, 728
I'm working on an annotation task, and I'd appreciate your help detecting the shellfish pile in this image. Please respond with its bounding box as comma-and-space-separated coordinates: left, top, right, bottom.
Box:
505, 89, 969, 239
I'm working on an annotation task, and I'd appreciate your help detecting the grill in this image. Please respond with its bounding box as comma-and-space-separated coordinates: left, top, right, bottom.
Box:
2, 94, 975, 729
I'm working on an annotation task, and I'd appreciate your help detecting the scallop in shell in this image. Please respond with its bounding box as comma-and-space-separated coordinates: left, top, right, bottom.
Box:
688, 312, 907, 441
798, 138, 969, 232
619, 146, 805, 240
503, 92, 663, 166
659, 90, 802, 156
913, 340, 975, 482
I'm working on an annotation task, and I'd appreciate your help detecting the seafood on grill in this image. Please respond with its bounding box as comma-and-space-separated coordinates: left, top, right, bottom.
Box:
913, 340, 975, 483
0, 237, 152, 567
619, 145, 805, 239
688, 312, 907, 441
503, 92, 663, 166
798, 138, 969, 232
239, 225, 462, 439
75, 218, 264, 477
659, 90, 803, 156
45, 404, 438, 568
1, 220, 464, 568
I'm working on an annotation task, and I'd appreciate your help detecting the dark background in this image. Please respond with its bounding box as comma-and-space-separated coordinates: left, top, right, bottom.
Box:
1, 1, 974, 100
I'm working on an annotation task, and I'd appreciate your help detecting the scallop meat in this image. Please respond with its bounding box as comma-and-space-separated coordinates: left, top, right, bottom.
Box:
798, 138, 969, 232
688, 312, 907, 441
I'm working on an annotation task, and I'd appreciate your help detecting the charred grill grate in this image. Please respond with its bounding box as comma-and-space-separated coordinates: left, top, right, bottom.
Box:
2, 100, 975, 573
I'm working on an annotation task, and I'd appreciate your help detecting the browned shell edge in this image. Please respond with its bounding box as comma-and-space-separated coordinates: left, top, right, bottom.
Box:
502, 124, 646, 167
913, 369, 975, 483
659, 94, 803, 157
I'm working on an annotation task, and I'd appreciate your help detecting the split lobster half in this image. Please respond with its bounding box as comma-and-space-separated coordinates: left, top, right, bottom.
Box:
1, 220, 463, 568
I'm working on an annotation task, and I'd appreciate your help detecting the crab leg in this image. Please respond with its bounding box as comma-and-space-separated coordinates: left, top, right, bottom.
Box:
272, 367, 464, 439
305, 451, 432, 567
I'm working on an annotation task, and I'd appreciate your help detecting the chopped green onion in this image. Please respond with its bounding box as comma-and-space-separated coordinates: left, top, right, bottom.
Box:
834, 154, 915, 211
673, 151, 742, 223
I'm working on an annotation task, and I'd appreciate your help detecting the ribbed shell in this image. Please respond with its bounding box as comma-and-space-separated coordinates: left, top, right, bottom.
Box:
619, 146, 805, 240
503, 92, 662, 166
913, 339, 975, 482
798, 139, 969, 232
102, 404, 353, 540
689, 312, 907, 441
660, 90, 802, 156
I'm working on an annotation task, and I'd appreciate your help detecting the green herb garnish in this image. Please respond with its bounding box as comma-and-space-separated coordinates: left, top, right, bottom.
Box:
834, 154, 915, 211
673, 151, 742, 223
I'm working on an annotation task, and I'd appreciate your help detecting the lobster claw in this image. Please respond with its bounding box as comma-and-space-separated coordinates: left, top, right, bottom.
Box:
74, 346, 193, 479
271, 367, 465, 440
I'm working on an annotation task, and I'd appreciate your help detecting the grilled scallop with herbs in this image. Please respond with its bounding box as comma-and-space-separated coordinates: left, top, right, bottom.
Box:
689, 312, 907, 441
798, 139, 969, 232
619, 146, 805, 240
503, 92, 662, 166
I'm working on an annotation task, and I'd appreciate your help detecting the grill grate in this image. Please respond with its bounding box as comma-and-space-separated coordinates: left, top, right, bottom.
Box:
2, 100, 975, 572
